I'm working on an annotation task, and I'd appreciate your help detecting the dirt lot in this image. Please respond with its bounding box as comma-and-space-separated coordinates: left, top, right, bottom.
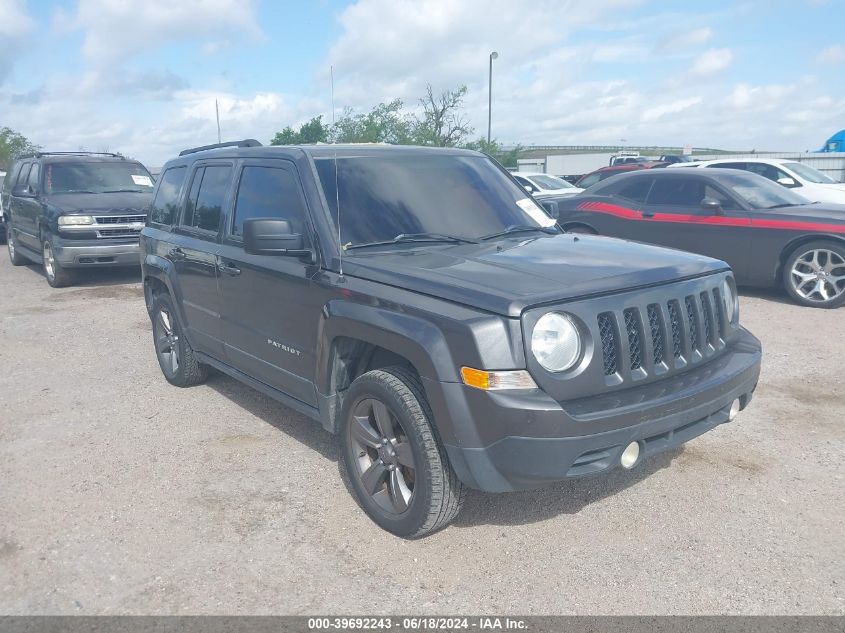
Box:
0, 253, 843, 615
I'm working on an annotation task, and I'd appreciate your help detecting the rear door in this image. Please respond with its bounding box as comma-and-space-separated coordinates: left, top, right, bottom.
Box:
9, 162, 39, 249
170, 161, 233, 359
637, 175, 752, 277
217, 159, 320, 406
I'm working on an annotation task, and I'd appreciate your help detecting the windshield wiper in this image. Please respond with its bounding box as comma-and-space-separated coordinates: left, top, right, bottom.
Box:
479, 224, 559, 241
765, 203, 798, 209
345, 232, 479, 251
103, 189, 146, 193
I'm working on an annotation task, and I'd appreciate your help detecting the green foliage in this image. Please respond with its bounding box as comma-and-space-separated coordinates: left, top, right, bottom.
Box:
0, 127, 39, 171
463, 138, 523, 168
330, 99, 414, 144
270, 115, 329, 145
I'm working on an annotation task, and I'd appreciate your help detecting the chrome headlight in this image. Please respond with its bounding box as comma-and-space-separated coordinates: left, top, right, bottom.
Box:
531, 312, 582, 372
722, 278, 739, 324
58, 215, 95, 226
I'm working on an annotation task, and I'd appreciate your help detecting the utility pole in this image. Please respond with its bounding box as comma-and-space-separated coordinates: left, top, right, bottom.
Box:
488, 51, 498, 146
215, 99, 221, 144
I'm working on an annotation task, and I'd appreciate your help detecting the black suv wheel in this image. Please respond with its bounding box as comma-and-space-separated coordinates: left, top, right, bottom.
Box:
341, 366, 466, 538
42, 232, 74, 288
151, 292, 209, 387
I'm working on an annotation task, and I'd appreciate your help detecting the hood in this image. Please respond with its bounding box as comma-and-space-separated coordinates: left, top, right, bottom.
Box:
45, 191, 152, 215
342, 233, 727, 317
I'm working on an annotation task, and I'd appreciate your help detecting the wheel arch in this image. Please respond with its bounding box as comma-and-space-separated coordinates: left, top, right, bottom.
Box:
560, 221, 598, 234
776, 233, 845, 281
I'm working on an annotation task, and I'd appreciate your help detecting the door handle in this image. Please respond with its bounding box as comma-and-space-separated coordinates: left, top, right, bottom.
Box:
218, 261, 241, 276
169, 247, 186, 261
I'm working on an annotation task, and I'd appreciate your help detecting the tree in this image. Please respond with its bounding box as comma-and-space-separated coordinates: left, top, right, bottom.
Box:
462, 138, 523, 168
270, 115, 329, 145
412, 84, 473, 147
330, 99, 413, 144
0, 127, 39, 171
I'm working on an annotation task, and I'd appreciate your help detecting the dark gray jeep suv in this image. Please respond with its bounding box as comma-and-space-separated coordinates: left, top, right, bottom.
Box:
141, 140, 762, 538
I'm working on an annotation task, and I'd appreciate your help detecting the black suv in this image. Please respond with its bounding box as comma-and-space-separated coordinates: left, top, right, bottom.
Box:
141, 140, 762, 538
4, 152, 155, 287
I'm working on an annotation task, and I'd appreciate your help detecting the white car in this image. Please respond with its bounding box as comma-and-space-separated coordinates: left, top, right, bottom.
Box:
670, 158, 845, 204
512, 172, 584, 196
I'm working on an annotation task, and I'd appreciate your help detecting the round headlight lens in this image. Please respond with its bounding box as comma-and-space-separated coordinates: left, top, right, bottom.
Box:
723, 278, 738, 324
531, 312, 582, 372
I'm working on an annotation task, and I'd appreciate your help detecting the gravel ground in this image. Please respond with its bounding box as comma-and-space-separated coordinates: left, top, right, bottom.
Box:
0, 253, 843, 615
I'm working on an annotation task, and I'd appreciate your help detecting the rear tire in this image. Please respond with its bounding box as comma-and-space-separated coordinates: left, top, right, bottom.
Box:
42, 233, 74, 288
151, 292, 209, 387
782, 240, 845, 309
340, 366, 466, 538
7, 226, 27, 266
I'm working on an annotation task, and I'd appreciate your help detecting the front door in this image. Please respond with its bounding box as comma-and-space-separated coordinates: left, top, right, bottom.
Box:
217, 159, 320, 407
636, 175, 752, 279
170, 161, 234, 359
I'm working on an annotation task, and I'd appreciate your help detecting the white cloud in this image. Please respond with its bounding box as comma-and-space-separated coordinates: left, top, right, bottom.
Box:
689, 48, 733, 76
63, 0, 263, 66
660, 27, 712, 52
642, 97, 703, 122
817, 44, 845, 64
0, 0, 34, 83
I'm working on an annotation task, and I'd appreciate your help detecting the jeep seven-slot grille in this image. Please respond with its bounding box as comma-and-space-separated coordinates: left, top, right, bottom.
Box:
623, 308, 643, 370
597, 313, 618, 376
597, 285, 725, 380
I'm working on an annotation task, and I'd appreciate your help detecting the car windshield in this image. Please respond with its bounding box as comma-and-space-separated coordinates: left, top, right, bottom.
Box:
719, 172, 811, 209
529, 174, 575, 190
782, 162, 837, 184
314, 154, 556, 248
45, 162, 154, 194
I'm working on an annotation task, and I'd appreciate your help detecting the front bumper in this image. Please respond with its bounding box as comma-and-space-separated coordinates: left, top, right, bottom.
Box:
52, 236, 140, 267
431, 327, 761, 492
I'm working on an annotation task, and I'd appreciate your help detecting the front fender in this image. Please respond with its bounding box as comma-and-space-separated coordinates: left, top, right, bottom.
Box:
142, 254, 188, 328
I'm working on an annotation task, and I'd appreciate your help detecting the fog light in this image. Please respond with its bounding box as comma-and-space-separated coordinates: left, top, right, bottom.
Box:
728, 398, 741, 421
620, 441, 640, 469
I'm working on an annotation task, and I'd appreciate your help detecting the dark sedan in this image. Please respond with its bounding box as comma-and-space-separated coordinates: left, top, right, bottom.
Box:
549, 169, 845, 308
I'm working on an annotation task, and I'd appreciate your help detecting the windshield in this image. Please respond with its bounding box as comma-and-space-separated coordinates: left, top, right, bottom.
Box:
720, 172, 811, 209
314, 155, 555, 248
45, 162, 154, 194
782, 162, 837, 184
529, 174, 575, 190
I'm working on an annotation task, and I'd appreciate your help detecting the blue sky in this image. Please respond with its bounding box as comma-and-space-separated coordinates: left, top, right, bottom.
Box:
1, 0, 844, 166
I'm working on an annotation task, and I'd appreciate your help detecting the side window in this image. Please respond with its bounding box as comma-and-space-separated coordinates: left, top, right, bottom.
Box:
149, 166, 186, 226
611, 178, 653, 203
647, 178, 706, 206
578, 173, 600, 188
27, 164, 40, 190
182, 165, 231, 234
16, 163, 31, 186
775, 168, 800, 187
513, 176, 531, 188
232, 165, 308, 238
704, 185, 737, 211
709, 162, 745, 171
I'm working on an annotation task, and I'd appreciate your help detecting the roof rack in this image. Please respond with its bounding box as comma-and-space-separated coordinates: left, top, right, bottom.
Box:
30, 151, 124, 159
178, 139, 263, 157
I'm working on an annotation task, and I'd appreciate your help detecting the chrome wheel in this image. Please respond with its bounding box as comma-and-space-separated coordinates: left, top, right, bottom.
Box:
43, 240, 55, 281
349, 397, 416, 515
154, 308, 180, 375
789, 248, 845, 303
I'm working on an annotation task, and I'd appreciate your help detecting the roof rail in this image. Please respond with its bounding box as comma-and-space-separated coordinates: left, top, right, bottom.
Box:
178, 139, 263, 157
31, 151, 124, 159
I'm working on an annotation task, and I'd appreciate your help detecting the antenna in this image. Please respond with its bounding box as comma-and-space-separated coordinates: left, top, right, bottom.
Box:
215, 99, 221, 144
332, 65, 343, 277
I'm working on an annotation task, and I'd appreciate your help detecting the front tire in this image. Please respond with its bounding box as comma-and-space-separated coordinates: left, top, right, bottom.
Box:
341, 366, 466, 538
151, 292, 209, 387
42, 233, 74, 288
7, 226, 27, 266
782, 241, 845, 308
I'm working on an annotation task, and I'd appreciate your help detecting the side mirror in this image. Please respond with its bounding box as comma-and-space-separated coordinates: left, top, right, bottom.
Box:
12, 184, 36, 198
700, 197, 723, 215
777, 176, 798, 187
539, 200, 560, 219
523, 183, 535, 194
243, 218, 308, 257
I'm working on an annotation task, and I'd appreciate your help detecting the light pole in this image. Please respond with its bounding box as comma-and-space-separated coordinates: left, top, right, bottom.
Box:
487, 51, 498, 146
